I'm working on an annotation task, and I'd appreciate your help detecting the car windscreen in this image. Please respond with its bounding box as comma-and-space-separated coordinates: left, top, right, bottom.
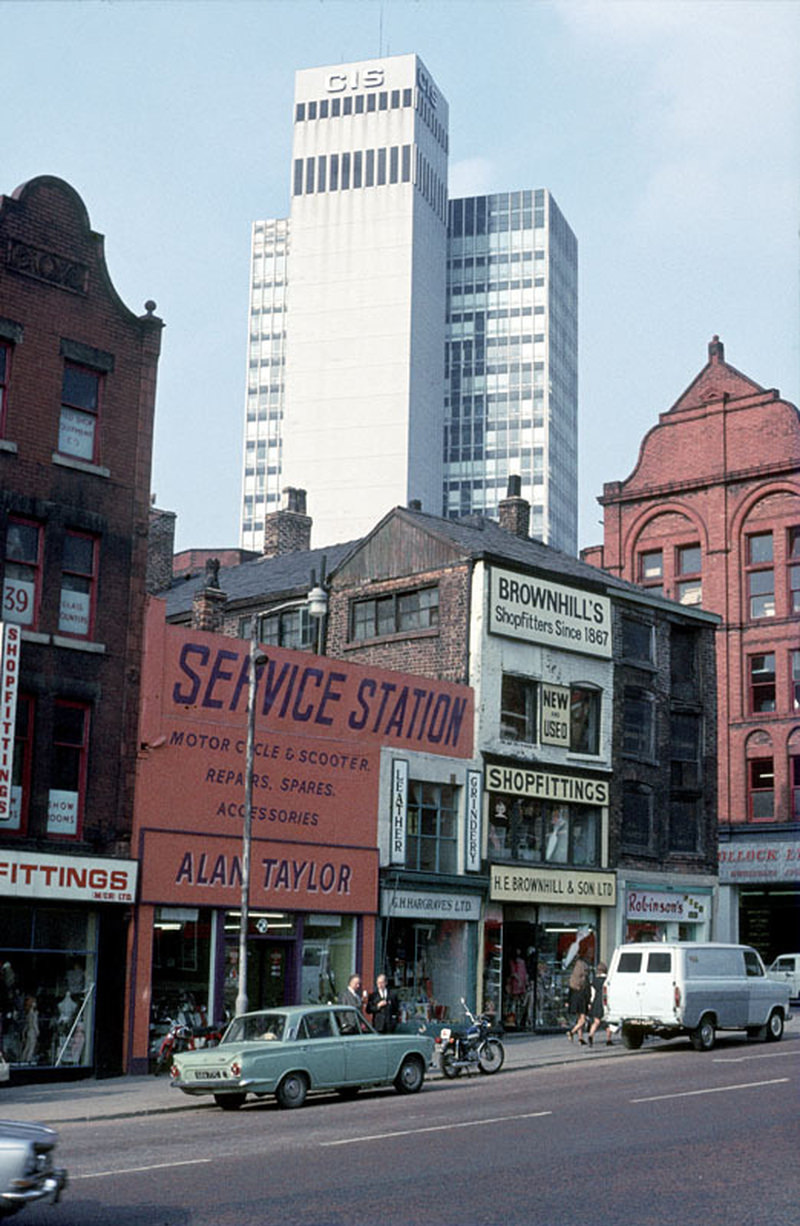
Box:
222, 1013, 286, 1043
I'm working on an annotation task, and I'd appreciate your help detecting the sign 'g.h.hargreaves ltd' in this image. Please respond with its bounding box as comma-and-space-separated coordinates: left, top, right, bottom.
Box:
489, 567, 612, 659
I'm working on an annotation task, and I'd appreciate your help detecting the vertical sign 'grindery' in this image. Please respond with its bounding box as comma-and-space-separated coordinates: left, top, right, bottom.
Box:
466, 770, 482, 871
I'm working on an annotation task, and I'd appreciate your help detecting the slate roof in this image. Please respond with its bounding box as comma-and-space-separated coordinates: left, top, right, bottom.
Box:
162, 506, 717, 625
354, 506, 717, 619
162, 539, 359, 619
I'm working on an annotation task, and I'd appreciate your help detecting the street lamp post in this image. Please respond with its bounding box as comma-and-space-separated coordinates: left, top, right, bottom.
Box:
234, 574, 328, 1018
235, 633, 265, 1017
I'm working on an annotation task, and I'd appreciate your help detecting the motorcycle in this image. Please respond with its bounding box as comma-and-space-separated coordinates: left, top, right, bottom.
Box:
438, 999, 505, 1077
152, 1015, 223, 1074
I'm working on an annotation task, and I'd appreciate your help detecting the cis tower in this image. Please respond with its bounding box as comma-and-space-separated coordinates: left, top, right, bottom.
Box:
240, 54, 577, 553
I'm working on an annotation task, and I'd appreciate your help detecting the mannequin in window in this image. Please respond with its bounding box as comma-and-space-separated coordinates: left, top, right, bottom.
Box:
21, 995, 39, 1063
57, 990, 78, 1029
545, 808, 568, 861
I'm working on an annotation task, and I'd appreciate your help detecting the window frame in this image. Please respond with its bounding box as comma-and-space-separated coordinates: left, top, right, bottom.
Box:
637, 548, 663, 594
59, 361, 102, 464
0, 339, 11, 434
668, 796, 701, 854
405, 780, 458, 875
621, 616, 654, 665
48, 700, 90, 840
349, 586, 439, 643
745, 531, 775, 620
500, 673, 537, 744
621, 781, 654, 853
788, 526, 800, 615
3, 517, 43, 630
259, 605, 314, 651
791, 755, 800, 823
58, 530, 98, 639
622, 687, 655, 759
675, 542, 702, 607
791, 649, 800, 712
748, 756, 774, 822
569, 685, 601, 755
670, 711, 702, 790
748, 652, 776, 715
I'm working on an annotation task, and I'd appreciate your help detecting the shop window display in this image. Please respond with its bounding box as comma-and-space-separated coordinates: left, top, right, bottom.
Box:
301, 916, 356, 1004
0, 905, 96, 1068
486, 917, 596, 1032
488, 795, 599, 866
151, 908, 214, 1045
382, 918, 469, 1022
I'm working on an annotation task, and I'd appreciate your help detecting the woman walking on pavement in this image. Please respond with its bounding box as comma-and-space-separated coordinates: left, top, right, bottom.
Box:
565, 955, 590, 1044
587, 962, 612, 1046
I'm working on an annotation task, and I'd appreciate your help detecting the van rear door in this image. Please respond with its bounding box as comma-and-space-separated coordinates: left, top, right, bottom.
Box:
642, 949, 675, 1022
608, 948, 675, 1023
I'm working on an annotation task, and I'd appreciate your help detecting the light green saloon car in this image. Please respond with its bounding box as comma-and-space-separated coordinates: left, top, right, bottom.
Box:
170, 1005, 435, 1110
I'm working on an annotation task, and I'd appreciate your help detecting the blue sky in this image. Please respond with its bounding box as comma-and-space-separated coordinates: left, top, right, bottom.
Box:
2, 0, 797, 551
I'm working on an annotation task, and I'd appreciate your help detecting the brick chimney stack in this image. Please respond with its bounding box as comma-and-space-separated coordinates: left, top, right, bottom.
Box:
146, 503, 177, 594
263, 487, 312, 557
191, 557, 226, 632
498, 475, 530, 539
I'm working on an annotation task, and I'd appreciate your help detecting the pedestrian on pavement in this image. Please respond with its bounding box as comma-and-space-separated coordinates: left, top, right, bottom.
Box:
339, 973, 365, 1010
587, 962, 612, 1046
565, 955, 590, 1044
366, 974, 400, 1033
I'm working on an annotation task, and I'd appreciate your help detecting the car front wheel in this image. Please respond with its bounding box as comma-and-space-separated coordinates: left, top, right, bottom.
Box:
394, 1055, 425, 1094
276, 1071, 309, 1109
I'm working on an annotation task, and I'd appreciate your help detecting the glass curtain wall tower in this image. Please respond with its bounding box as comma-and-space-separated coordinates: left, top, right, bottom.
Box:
444, 192, 578, 552
239, 57, 578, 556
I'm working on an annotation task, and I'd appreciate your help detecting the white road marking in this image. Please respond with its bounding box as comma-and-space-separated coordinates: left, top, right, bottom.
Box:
72, 1158, 213, 1180
632, 1077, 789, 1103
321, 1110, 552, 1146
714, 1050, 800, 1064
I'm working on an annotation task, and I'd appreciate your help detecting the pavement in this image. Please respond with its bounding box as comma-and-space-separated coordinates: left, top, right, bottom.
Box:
0, 1029, 629, 1126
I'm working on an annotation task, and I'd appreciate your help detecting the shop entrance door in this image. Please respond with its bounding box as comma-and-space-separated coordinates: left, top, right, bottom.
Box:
224, 939, 295, 1012
248, 940, 292, 1009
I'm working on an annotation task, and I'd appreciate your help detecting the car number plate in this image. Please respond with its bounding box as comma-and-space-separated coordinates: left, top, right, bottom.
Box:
195, 1070, 223, 1080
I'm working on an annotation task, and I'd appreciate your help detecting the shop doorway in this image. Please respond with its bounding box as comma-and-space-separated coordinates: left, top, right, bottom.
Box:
248, 940, 293, 1009
224, 938, 294, 1014
487, 913, 597, 1032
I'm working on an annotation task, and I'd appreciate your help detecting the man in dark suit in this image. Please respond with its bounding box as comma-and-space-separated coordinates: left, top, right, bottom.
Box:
367, 974, 399, 1033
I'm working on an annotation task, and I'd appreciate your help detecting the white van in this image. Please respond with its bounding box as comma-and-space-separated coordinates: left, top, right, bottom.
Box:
604, 942, 791, 1051
767, 953, 800, 1001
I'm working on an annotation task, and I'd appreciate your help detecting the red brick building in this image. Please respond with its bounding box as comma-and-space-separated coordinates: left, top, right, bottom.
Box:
0, 176, 162, 1077
582, 338, 799, 959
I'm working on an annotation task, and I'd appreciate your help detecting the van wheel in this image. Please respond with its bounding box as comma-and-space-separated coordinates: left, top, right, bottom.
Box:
621, 1025, 643, 1050
690, 1015, 715, 1051
765, 1010, 784, 1042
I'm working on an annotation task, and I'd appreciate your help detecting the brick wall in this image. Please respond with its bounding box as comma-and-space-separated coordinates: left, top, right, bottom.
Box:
0, 175, 162, 852
326, 564, 471, 684
589, 339, 800, 829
